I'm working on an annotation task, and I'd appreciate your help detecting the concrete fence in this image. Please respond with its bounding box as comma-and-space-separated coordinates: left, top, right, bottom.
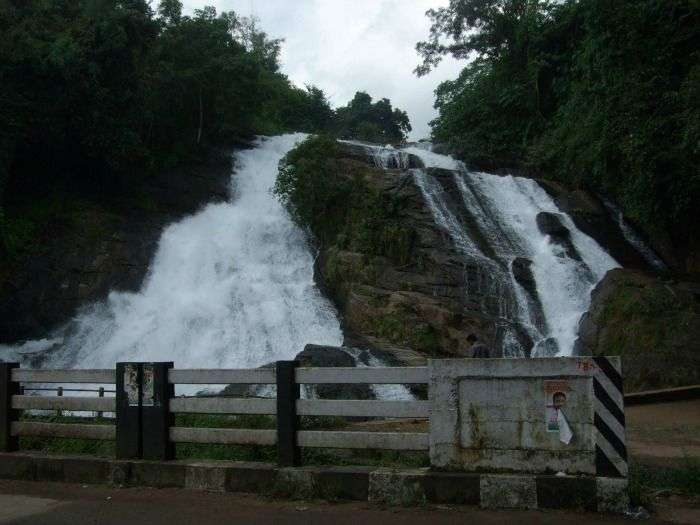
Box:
0, 357, 630, 511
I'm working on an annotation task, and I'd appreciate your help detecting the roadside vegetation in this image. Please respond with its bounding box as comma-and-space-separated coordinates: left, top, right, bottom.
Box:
629, 459, 700, 507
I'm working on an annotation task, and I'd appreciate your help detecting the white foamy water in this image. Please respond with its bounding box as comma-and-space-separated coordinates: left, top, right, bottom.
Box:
1, 134, 343, 370
461, 172, 618, 354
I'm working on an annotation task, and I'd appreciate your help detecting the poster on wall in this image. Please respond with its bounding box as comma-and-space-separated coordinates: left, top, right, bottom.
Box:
124, 364, 139, 407
142, 364, 154, 407
544, 379, 573, 444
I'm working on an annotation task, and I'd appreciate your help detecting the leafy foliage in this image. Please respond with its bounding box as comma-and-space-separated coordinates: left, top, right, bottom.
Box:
418, 0, 699, 249
0, 1, 341, 259
275, 135, 416, 264
334, 92, 412, 144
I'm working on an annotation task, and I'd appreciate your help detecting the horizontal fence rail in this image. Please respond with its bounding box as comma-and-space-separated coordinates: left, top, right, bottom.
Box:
296, 431, 428, 450
169, 427, 276, 446
12, 395, 115, 413
169, 397, 276, 415
11, 369, 116, 384
168, 369, 276, 384
295, 367, 429, 384
296, 399, 429, 418
11, 421, 115, 441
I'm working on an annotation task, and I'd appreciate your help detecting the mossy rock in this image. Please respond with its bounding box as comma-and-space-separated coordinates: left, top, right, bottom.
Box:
577, 268, 700, 391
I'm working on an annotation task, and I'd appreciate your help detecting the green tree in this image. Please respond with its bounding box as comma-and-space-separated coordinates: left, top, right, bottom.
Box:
335, 92, 412, 143
417, 0, 699, 259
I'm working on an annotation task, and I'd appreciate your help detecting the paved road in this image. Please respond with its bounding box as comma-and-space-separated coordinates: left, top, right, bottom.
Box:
0, 480, 681, 525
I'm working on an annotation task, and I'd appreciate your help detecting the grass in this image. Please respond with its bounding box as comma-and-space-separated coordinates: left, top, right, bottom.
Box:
628, 459, 700, 508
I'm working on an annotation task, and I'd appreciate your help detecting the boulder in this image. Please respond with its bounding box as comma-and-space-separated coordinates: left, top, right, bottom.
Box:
574, 268, 700, 391
294, 344, 374, 400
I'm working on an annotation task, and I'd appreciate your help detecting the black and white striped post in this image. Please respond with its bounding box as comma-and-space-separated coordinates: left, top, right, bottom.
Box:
592, 357, 627, 478
276, 360, 300, 467
0, 363, 20, 452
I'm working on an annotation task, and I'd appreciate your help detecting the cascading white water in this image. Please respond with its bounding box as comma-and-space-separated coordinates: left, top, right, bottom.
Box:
395, 144, 618, 356
458, 172, 618, 354
0, 134, 343, 369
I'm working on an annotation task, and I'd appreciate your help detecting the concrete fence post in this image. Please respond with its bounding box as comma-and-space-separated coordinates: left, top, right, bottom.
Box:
141, 362, 174, 461
116, 362, 142, 459
276, 360, 300, 467
0, 363, 20, 452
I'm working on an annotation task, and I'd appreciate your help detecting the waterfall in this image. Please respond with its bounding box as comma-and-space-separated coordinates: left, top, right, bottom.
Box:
1, 134, 343, 369
384, 144, 618, 356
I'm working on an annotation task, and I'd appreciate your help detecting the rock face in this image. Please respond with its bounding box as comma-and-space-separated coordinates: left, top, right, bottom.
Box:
535, 212, 581, 261
537, 181, 664, 272
0, 148, 237, 343
311, 144, 527, 363
293, 344, 373, 400
575, 268, 700, 390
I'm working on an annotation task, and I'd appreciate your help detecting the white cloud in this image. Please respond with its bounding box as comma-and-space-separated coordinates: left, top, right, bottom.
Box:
181, 0, 464, 140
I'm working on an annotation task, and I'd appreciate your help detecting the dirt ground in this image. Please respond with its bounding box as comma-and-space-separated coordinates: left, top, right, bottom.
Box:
0, 479, 685, 525
625, 399, 700, 466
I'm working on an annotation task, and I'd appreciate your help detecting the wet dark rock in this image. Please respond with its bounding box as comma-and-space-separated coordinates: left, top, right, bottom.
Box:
511, 257, 536, 295
294, 344, 374, 400
536, 212, 569, 238
536, 212, 583, 261
469, 343, 492, 359
537, 180, 664, 272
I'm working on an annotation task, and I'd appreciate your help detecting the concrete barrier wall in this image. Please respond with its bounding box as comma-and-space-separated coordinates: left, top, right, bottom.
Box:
429, 357, 627, 478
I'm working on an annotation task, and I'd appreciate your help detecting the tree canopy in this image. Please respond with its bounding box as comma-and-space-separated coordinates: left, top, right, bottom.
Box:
0, 1, 411, 259
334, 92, 412, 144
417, 0, 699, 253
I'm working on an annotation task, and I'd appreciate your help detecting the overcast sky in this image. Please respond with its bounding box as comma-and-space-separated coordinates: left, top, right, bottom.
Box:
182, 0, 464, 140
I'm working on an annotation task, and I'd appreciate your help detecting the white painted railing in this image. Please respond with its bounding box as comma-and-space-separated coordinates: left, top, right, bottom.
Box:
2, 363, 429, 457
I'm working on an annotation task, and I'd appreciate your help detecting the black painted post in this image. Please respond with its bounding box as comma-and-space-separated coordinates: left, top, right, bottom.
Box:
116, 362, 142, 459
56, 386, 63, 418
276, 360, 300, 467
97, 387, 104, 419
0, 363, 20, 452
141, 362, 174, 461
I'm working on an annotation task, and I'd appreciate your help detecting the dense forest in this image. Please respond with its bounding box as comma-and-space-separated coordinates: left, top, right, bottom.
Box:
0, 0, 410, 264
417, 0, 699, 264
